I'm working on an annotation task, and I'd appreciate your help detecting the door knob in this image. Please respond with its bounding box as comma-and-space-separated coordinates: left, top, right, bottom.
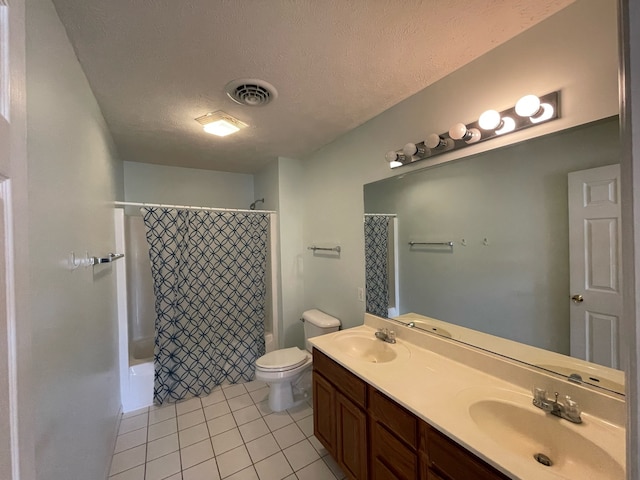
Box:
571, 294, 584, 304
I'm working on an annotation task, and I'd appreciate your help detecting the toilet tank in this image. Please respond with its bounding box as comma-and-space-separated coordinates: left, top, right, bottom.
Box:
303, 309, 341, 351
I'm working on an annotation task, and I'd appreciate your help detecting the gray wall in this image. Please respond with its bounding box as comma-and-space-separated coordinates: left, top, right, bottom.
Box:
301, 0, 619, 331
365, 117, 620, 354
124, 161, 254, 209
26, 0, 123, 478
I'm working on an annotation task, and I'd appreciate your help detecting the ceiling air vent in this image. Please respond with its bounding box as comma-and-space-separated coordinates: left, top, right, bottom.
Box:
225, 79, 278, 107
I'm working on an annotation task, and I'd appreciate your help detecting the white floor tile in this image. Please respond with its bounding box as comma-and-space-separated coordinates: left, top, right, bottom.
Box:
201, 388, 226, 407
228, 394, 254, 412
244, 380, 267, 393
246, 434, 280, 463
272, 424, 305, 450
224, 466, 259, 480
179, 423, 210, 448
204, 401, 232, 420
253, 451, 293, 480
182, 458, 220, 480
282, 476, 297, 480
123, 407, 150, 419
295, 416, 313, 438
283, 440, 319, 472
164, 474, 183, 480
114, 428, 148, 454
307, 436, 327, 457
207, 413, 237, 436
255, 400, 273, 417
232, 405, 261, 426
296, 458, 337, 480
211, 428, 244, 456
238, 418, 270, 443
263, 412, 293, 432
286, 403, 313, 422
145, 451, 181, 480
177, 397, 204, 416
148, 418, 178, 441
147, 433, 179, 461
110, 445, 146, 476
149, 405, 177, 425
120, 414, 149, 435
222, 384, 247, 399
108, 464, 145, 480
216, 445, 253, 479
181, 438, 214, 470
178, 409, 206, 430
248, 388, 269, 404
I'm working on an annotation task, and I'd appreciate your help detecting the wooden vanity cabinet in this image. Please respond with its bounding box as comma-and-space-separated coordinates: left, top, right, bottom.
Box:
313, 349, 510, 480
313, 349, 368, 480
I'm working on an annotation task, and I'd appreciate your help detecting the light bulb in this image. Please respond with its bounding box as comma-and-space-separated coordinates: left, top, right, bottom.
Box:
386, 151, 400, 163
425, 133, 446, 149
515, 95, 542, 117
530, 103, 554, 123
495, 116, 515, 135
478, 110, 502, 130
402, 143, 427, 158
448, 123, 481, 144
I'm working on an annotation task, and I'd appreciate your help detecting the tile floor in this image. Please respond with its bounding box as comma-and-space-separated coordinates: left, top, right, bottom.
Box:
109, 381, 347, 480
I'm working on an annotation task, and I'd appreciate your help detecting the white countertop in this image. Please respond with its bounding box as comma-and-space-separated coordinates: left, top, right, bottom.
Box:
309, 323, 626, 480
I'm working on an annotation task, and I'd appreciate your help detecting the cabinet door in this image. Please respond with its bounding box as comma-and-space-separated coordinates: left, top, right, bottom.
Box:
313, 372, 336, 456
371, 420, 418, 480
336, 392, 368, 480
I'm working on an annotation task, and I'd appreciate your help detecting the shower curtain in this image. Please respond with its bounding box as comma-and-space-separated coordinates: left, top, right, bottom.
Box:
364, 215, 390, 318
142, 207, 269, 404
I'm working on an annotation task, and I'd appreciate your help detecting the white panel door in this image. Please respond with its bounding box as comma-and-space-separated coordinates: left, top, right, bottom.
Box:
568, 164, 622, 368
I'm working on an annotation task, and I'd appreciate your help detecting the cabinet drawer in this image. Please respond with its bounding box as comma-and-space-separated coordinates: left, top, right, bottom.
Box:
313, 349, 367, 408
371, 420, 418, 480
427, 426, 510, 480
369, 387, 418, 449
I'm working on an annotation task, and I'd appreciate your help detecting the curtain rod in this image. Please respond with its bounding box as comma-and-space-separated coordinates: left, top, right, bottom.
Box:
114, 201, 276, 214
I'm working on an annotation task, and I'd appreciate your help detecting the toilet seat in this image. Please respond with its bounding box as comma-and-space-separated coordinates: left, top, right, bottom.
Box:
255, 347, 308, 372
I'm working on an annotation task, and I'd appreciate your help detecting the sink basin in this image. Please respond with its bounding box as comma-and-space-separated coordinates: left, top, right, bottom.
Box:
457, 388, 624, 479
333, 332, 410, 363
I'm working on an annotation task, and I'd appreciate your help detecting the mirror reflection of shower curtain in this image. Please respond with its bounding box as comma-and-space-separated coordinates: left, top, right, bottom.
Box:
364, 215, 390, 317
142, 207, 269, 404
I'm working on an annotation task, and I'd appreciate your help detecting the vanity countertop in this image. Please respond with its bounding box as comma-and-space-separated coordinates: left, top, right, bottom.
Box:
309, 322, 626, 480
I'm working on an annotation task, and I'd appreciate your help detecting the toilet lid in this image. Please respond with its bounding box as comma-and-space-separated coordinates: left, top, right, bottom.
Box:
256, 347, 308, 371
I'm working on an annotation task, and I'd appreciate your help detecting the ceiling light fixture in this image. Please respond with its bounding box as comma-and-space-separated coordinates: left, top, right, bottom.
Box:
385, 91, 560, 169
195, 111, 248, 137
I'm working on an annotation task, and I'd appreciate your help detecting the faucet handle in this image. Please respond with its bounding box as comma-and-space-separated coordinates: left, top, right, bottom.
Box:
533, 387, 547, 402
564, 395, 581, 416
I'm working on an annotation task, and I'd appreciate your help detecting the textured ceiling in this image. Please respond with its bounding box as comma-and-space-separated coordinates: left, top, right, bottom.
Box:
51, 0, 574, 173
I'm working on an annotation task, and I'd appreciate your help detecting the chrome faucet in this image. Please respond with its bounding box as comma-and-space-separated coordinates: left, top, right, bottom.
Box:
532, 387, 582, 424
375, 328, 396, 344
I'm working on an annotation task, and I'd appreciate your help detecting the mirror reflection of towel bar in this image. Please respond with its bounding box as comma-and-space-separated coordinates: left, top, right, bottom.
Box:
308, 246, 341, 253
408, 241, 453, 247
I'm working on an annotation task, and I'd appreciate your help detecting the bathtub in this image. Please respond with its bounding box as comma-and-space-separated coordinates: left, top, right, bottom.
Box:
122, 332, 275, 412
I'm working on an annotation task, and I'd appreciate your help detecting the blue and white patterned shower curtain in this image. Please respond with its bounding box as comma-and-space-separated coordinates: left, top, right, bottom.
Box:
142, 207, 269, 404
364, 215, 390, 317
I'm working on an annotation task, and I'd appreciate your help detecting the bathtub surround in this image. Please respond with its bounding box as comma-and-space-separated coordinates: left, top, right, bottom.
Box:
142, 208, 270, 403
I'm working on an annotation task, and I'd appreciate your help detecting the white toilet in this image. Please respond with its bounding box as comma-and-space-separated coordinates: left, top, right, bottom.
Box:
255, 309, 341, 412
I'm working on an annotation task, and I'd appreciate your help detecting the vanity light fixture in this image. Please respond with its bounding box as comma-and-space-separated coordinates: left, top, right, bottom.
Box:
448, 123, 481, 144
195, 110, 248, 137
385, 151, 406, 168
402, 142, 429, 159
385, 91, 560, 169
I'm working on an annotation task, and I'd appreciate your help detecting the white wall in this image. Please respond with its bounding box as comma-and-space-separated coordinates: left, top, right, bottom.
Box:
124, 161, 254, 209
301, 0, 619, 330
26, 0, 123, 478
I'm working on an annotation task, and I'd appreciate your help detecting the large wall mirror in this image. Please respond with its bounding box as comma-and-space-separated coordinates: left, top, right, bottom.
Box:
364, 116, 624, 394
